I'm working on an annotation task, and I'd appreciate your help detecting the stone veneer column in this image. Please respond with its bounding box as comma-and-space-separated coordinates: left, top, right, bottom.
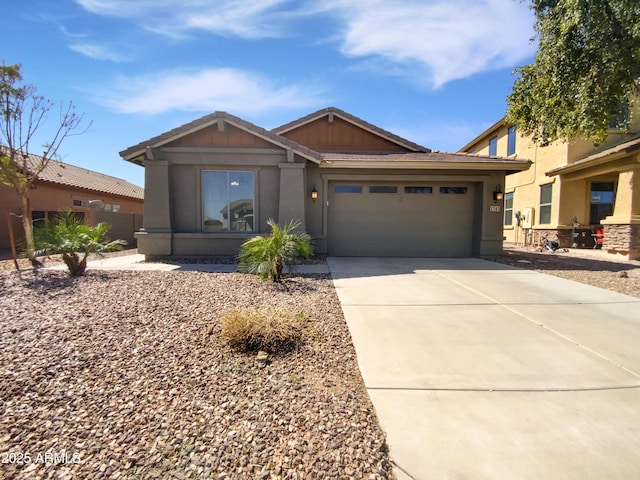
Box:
601, 168, 640, 259
277, 162, 306, 231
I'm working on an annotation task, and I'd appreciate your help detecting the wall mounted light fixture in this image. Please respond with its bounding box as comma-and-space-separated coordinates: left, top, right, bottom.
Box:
493, 185, 504, 202
311, 185, 318, 201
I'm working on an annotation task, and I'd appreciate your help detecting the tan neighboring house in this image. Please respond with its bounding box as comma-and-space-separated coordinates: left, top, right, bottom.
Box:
460, 106, 640, 260
120, 107, 530, 258
1, 154, 144, 250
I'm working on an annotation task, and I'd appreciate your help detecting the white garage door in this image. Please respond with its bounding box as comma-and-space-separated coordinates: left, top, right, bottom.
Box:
328, 182, 475, 257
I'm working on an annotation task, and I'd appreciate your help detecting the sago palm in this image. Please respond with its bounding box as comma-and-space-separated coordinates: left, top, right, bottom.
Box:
238, 218, 313, 281
33, 211, 126, 276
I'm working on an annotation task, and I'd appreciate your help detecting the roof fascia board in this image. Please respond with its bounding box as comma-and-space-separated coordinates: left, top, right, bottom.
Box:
320, 160, 531, 171
122, 116, 322, 164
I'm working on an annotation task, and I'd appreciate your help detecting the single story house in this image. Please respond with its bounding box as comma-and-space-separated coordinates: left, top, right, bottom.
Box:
0, 154, 144, 250
120, 107, 530, 258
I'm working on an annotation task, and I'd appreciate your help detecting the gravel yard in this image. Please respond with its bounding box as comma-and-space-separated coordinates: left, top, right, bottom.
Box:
0, 270, 394, 479
490, 247, 640, 299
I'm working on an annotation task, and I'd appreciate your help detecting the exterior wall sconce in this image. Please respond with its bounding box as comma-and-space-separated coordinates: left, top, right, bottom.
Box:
311, 185, 318, 201
493, 185, 504, 202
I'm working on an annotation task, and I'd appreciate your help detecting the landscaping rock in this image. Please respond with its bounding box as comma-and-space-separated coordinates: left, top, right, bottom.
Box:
0, 270, 395, 479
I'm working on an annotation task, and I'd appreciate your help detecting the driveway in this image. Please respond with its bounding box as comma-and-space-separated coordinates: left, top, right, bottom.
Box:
328, 257, 640, 480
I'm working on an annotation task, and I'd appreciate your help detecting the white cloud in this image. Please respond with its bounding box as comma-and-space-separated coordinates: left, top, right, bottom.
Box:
73, 0, 536, 86
68, 42, 132, 62
94, 68, 326, 115
318, 0, 536, 88
74, 0, 298, 39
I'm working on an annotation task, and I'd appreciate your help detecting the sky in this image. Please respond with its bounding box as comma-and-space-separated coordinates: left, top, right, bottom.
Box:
5, 0, 537, 188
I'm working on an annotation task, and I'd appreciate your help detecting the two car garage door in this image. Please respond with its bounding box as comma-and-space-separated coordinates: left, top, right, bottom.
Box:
328, 181, 475, 257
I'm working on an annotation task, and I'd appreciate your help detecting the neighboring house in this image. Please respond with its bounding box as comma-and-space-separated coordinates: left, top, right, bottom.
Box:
0, 154, 144, 250
120, 107, 530, 258
460, 105, 640, 260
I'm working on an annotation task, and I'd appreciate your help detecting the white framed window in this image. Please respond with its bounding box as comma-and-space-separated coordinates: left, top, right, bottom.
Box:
507, 126, 516, 156
202, 171, 254, 232
488, 136, 498, 156
504, 192, 514, 226
539, 183, 553, 224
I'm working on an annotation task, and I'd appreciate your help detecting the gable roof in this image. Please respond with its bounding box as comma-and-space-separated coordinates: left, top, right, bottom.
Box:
272, 107, 430, 153
120, 111, 323, 165
15, 152, 144, 199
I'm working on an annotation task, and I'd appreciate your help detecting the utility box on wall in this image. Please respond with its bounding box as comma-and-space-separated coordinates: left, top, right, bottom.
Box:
521, 207, 535, 229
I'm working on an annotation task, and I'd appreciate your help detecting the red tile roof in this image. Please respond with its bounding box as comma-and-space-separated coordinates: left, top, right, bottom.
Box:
19, 153, 144, 199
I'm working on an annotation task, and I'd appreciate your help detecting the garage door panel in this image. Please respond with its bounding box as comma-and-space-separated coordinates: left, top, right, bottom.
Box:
328, 182, 474, 257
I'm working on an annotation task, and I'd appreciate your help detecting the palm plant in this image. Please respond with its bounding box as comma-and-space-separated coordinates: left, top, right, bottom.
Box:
238, 218, 313, 281
33, 211, 126, 276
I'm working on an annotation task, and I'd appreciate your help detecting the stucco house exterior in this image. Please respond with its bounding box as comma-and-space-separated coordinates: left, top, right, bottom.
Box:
120, 107, 530, 258
460, 105, 640, 260
1, 154, 144, 250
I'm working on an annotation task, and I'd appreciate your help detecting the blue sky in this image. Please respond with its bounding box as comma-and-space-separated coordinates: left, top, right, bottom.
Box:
5, 0, 537, 187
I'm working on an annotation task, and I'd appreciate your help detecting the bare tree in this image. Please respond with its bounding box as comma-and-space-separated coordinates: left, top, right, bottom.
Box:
0, 63, 89, 265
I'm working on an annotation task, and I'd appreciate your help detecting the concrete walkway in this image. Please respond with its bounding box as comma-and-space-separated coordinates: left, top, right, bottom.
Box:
327, 257, 640, 480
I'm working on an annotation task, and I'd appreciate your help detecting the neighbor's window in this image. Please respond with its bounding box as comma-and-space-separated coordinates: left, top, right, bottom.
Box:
589, 182, 615, 224
539, 183, 553, 224
404, 186, 433, 194
440, 186, 468, 194
504, 192, 514, 226
369, 185, 397, 194
489, 136, 498, 156
609, 102, 629, 130
507, 126, 517, 156
334, 185, 362, 193
202, 171, 254, 232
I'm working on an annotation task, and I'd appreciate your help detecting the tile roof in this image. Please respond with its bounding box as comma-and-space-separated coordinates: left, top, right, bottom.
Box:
18, 153, 144, 199
272, 107, 431, 153
321, 151, 532, 168
119, 111, 323, 164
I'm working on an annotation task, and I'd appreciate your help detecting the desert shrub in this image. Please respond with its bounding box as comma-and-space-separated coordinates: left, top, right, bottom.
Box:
237, 218, 313, 282
220, 306, 308, 353
33, 211, 126, 276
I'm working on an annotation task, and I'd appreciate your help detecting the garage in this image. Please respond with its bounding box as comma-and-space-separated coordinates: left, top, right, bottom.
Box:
328, 181, 476, 257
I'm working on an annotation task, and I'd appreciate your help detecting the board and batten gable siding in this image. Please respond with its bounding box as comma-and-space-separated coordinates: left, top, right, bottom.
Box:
278, 116, 413, 153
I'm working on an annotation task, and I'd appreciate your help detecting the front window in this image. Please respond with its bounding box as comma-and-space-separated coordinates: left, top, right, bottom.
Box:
504, 192, 514, 226
488, 136, 498, 156
202, 171, 254, 232
507, 126, 517, 156
589, 182, 615, 224
539, 183, 553, 224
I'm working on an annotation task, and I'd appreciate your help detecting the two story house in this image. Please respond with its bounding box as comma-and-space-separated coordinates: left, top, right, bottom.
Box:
460, 105, 640, 260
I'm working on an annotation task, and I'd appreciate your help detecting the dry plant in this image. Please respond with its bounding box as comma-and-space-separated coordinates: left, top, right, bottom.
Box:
220, 306, 309, 353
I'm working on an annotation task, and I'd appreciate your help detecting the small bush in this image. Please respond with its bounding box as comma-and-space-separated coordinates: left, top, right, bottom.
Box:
237, 218, 313, 282
220, 306, 308, 353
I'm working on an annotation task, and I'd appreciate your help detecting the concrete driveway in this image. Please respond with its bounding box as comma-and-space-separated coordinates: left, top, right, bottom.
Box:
328, 257, 640, 480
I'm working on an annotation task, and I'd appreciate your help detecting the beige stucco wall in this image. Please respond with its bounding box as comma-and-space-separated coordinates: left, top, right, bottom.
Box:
461, 104, 640, 256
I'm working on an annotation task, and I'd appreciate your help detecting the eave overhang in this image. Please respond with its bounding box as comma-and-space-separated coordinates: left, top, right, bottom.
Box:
120, 112, 323, 166
546, 136, 640, 177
